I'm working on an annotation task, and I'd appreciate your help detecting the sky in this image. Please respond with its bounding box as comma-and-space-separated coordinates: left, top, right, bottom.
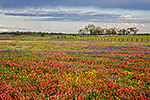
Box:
0, 0, 150, 33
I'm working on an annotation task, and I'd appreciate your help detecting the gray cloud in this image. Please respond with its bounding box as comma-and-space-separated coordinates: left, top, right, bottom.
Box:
0, 0, 150, 10
4, 11, 150, 23
4, 11, 120, 22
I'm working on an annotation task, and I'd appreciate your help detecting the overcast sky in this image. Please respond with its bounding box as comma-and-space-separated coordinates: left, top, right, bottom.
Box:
0, 0, 150, 33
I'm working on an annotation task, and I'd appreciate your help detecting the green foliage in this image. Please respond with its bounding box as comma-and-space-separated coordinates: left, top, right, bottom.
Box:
78, 24, 140, 35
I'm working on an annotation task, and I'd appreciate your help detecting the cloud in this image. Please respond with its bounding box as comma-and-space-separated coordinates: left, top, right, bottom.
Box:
0, 1, 150, 33
0, 0, 150, 10
0, 24, 14, 28
117, 23, 145, 28
4, 10, 122, 22
99, 23, 146, 31
0, 29, 9, 32
4, 10, 150, 24
118, 15, 150, 23
2, 4, 150, 24
0, 24, 30, 31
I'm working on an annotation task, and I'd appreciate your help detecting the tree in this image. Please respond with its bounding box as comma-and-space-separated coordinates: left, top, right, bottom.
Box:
85, 24, 96, 35
128, 27, 139, 35
84, 26, 89, 34
78, 29, 86, 35
78, 24, 139, 35
95, 26, 104, 35
110, 27, 117, 35
118, 29, 128, 35
105, 28, 111, 35
127, 28, 131, 35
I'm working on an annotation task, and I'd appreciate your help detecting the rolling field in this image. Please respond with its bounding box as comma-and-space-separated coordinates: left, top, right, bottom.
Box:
0, 35, 150, 99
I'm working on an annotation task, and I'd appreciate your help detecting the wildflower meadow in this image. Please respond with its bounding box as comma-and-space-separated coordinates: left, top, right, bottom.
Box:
0, 39, 150, 99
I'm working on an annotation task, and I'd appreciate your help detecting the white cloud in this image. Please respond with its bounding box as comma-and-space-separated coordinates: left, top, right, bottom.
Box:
140, 24, 145, 27
114, 23, 146, 29
119, 15, 137, 20
0, 29, 8, 32
0, 24, 14, 28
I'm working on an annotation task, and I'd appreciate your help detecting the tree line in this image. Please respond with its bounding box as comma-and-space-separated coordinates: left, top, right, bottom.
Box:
0, 31, 66, 36
78, 24, 139, 35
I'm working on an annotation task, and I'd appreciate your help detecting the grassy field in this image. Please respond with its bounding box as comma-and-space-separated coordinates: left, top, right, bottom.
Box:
61, 35, 150, 42
0, 35, 150, 99
0, 34, 150, 42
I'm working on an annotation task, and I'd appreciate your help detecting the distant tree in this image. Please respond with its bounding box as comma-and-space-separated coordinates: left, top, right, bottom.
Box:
84, 26, 89, 34
127, 28, 131, 35
110, 27, 117, 35
78, 24, 139, 35
118, 29, 128, 35
128, 27, 139, 35
79, 25, 104, 35
95, 26, 104, 35
78, 29, 86, 35
85, 24, 96, 35
14, 31, 21, 35
105, 28, 111, 35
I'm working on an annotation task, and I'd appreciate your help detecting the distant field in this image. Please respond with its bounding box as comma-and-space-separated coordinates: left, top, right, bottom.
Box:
0, 35, 56, 41
0, 34, 150, 42
61, 35, 150, 42
0, 35, 150, 99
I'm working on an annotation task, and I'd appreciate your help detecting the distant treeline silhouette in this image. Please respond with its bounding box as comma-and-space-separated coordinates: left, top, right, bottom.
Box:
0, 28, 150, 36
0, 31, 70, 36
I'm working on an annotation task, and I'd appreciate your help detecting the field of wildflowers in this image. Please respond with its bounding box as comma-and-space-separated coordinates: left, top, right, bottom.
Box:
0, 40, 150, 99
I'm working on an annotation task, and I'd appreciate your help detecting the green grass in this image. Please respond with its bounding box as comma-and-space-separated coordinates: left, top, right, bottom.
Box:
0, 34, 150, 42
61, 35, 150, 42
0, 34, 62, 41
